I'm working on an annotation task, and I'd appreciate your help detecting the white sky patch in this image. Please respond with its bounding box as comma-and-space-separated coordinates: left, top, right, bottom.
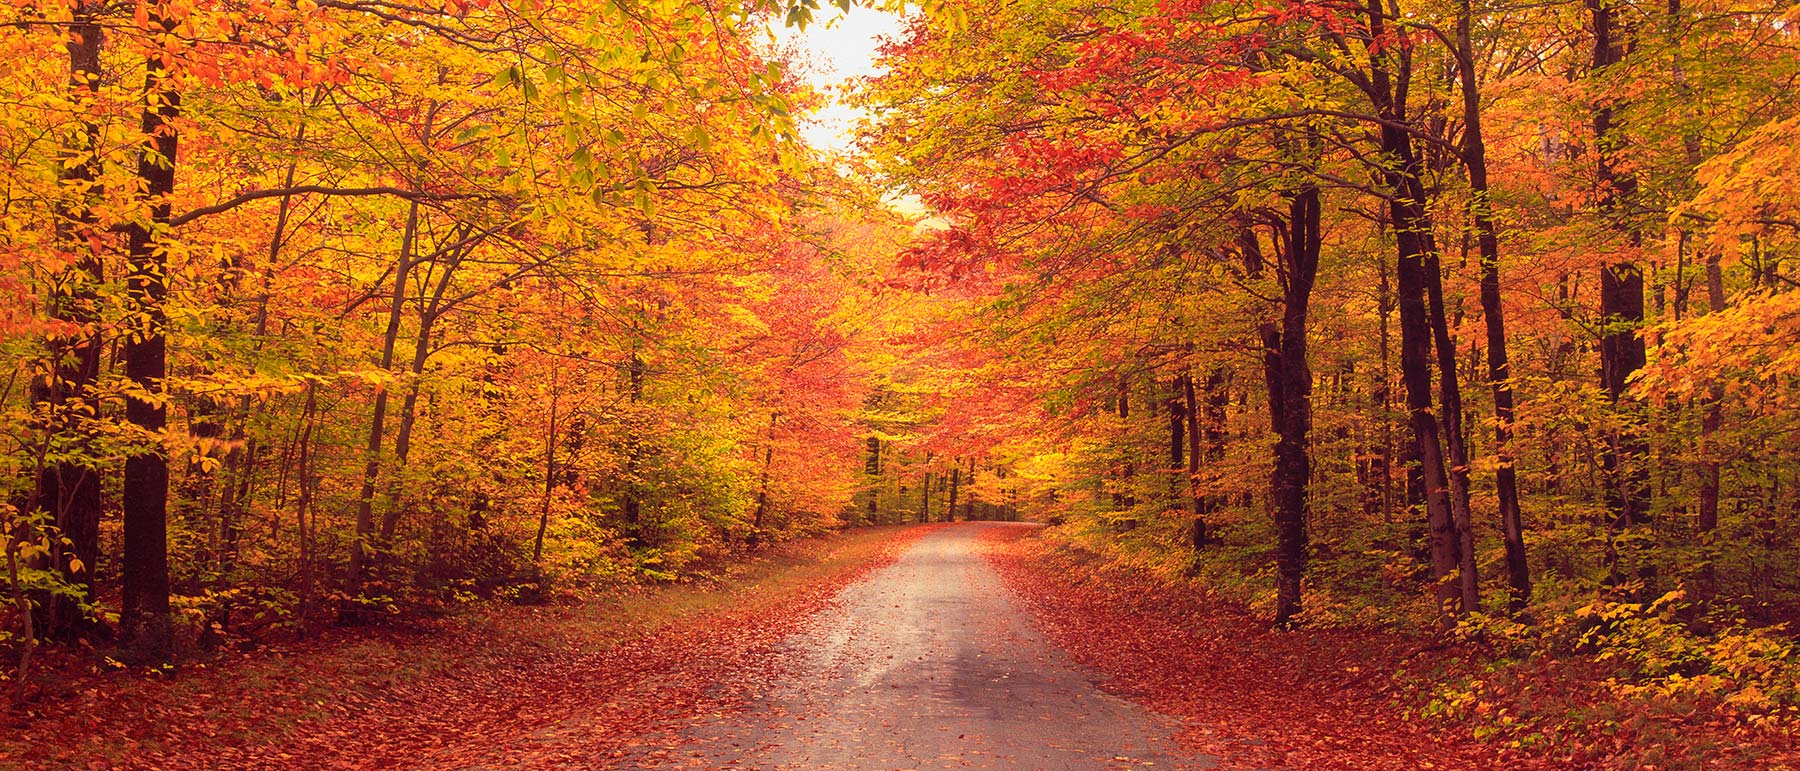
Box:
769, 6, 906, 157
768, 8, 938, 221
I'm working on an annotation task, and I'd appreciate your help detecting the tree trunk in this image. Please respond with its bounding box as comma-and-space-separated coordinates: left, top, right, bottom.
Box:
1590, 0, 1651, 569
921, 461, 936, 526
1115, 379, 1135, 513
1456, 0, 1531, 611
1693, 249, 1726, 602
1362, 0, 1465, 617
946, 464, 960, 523
1169, 376, 1187, 526
623, 350, 645, 543
33, 3, 107, 641
121, 6, 182, 654
295, 383, 318, 636
1184, 371, 1206, 549
964, 456, 978, 520
377, 240, 467, 545
376, 313, 431, 542
1265, 188, 1321, 627
1376, 255, 1397, 523
349, 201, 420, 587
533, 364, 560, 565
1424, 233, 1481, 614
1389, 148, 1462, 618
753, 411, 778, 532
865, 436, 880, 523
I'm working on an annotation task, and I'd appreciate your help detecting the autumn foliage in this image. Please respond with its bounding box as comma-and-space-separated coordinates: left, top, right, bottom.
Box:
3, 0, 1800, 768
0, 0, 921, 674
860, 0, 1800, 764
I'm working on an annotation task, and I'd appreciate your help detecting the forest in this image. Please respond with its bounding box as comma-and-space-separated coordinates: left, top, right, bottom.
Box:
2, 0, 1799, 768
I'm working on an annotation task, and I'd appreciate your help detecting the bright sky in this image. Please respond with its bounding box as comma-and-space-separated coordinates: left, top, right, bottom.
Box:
769, 7, 908, 157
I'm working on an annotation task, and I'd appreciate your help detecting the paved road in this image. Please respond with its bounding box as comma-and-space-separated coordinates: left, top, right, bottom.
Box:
643, 523, 1203, 770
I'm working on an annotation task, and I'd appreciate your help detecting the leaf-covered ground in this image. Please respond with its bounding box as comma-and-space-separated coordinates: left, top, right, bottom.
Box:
979, 526, 1800, 771
2, 526, 925, 771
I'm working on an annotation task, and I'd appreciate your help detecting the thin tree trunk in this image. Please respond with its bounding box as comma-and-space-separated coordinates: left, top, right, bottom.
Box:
295, 383, 317, 637
533, 363, 560, 564
1169, 376, 1186, 522
920, 468, 931, 524
622, 350, 645, 543
7, 531, 36, 705
947, 464, 960, 523
1694, 250, 1726, 602
964, 456, 978, 520
1185, 371, 1205, 549
865, 437, 880, 523
1458, 0, 1530, 610
217, 148, 304, 590
349, 201, 420, 587
1425, 237, 1481, 614
217, 150, 304, 595
1115, 379, 1135, 513
378, 235, 476, 544
1377, 255, 1397, 524
753, 411, 778, 533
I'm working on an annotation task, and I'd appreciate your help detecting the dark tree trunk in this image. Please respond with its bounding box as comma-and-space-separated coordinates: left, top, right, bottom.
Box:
1388, 144, 1462, 617
1425, 248, 1481, 614
623, 350, 645, 543
1167, 376, 1187, 533
33, 3, 107, 641
920, 465, 931, 524
1693, 249, 1726, 604
295, 384, 318, 635
947, 465, 960, 523
377, 307, 432, 542
121, 7, 182, 653
964, 456, 978, 520
1264, 188, 1321, 627
1184, 371, 1206, 549
378, 239, 470, 545
865, 437, 880, 523
1374, 255, 1396, 523
1456, 0, 1531, 610
1169, 376, 1186, 472
1589, 0, 1651, 568
216, 152, 306, 603
753, 412, 778, 532
1696, 248, 1725, 535
1114, 379, 1135, 513
1363, 0, 1465, 618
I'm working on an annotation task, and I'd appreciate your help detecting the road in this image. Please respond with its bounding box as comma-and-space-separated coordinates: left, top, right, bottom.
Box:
642, 522, 1205, 770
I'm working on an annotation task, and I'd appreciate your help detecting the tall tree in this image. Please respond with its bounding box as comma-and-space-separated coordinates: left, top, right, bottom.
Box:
118, 2, 183, 653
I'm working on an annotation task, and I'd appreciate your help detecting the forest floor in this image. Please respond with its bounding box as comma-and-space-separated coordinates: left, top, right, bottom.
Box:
1, 525, 925, 771
982, 526, 1800, 771
11, 522, 1797, 771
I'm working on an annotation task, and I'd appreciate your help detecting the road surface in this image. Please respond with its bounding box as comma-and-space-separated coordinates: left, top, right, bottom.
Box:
641, 522, 1206, 770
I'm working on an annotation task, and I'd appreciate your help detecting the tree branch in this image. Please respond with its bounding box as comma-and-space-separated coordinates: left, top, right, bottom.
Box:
171, 186, 476, 227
